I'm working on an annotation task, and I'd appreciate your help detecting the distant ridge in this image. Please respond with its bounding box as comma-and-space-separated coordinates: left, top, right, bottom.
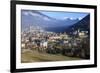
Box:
45, 14, 90, 33
21, 10, 79, 32
66, 14, 90, 33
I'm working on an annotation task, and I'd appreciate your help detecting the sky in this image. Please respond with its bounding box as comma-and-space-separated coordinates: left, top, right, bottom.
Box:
40, 11, 89, 20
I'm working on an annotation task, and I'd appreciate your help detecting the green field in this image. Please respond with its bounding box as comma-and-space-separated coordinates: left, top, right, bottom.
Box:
21, 49, 82, 63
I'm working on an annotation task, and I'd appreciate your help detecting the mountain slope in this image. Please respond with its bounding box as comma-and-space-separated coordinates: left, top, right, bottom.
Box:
21, 10, 79, 32
66, 14, 90, 33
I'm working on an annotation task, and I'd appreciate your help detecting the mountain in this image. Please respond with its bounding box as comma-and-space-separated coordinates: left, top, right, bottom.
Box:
46, 14, 90, 33
66, 14, 90, 33
21, 10, 79, 32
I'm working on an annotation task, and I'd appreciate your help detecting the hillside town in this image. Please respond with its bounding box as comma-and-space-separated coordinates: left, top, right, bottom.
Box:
21, 25, 90, 59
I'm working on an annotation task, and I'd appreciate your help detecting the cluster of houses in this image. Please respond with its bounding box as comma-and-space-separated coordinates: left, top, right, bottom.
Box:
21, 26, 90, 59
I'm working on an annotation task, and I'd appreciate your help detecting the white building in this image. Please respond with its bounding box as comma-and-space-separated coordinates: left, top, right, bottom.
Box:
40, 41, 48, 47
49, 36, 61, 40
78, 31, 88, 38
21, 43, 26, 49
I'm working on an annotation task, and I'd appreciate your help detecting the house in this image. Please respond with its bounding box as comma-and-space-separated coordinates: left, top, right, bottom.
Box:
40, 40, 48, 48
21, 43, 26, 49
49, 36, 61, 40
63, 40, 69, 44
78, 31, 88, 38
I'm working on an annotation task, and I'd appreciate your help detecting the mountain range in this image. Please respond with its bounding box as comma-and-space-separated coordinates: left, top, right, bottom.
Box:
21, 10, 90, 33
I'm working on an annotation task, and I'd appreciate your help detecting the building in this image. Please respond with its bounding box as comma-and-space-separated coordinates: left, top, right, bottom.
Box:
40, 40, 48, 48
49, 36, 61, 40
78, 31, 88, 38
21, 43, 26, 49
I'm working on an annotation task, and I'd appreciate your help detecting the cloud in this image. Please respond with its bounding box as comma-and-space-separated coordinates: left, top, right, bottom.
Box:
28, 11, 40, 17
63, 17, 69, 19
43, 17, 50, 21
23, 11, 29, 16
23, 11, 41, 17
78, 17, 83, 20
70, 17, 75, 20
22, 11, 50, 21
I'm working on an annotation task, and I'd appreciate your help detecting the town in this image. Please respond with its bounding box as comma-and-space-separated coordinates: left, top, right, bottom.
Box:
21, 25, 90, 61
